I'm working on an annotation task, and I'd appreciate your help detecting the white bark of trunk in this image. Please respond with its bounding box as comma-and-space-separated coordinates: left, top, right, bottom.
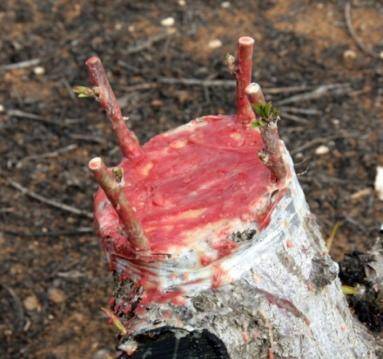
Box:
116, 148, 378, 358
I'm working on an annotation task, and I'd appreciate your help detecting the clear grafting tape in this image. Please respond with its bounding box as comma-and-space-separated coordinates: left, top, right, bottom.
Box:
113, 145, 309, 294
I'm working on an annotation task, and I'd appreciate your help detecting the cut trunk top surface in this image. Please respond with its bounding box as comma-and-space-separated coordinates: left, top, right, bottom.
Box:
87, 36, 286, 296
94, 114, 276, 255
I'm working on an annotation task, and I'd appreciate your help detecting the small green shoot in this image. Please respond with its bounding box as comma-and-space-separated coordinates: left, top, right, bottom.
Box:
254, 102, 279, 121
341, 285, 360, 296
251, 102, 279, 128
251, 119, 266, 128
326, 222, 342, 251
112, 167, 123, 183
101, 307, 127, 335
224, 53, 236, 73
73, 85, 98, 98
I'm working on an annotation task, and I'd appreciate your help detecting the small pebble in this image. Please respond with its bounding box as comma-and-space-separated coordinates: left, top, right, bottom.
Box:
350, 188, 371, 201
114, 22, 123, 31
343, 49, 357, 61
374, 166, 383, 201
315, 145, 330, 155
48, 287, 66, 304
221, 1, 231, 8
161, 17, 175, 27
208, 39, 222, 49
33, 66, 45, 76
119, 340, 138, 356
0, 104, 4, 113
10, 263, 24, 275
93, 349, 112, 359
151, 99, 163, 108
379, 51, 383, 60
23, 294, 41, 311
178, 0, 186, 6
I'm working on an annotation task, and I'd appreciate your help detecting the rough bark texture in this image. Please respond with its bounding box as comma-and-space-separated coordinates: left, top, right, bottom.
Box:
115, 149, 377, 358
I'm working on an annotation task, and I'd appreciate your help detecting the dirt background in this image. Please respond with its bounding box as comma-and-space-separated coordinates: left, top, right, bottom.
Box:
0, 0, 382, 358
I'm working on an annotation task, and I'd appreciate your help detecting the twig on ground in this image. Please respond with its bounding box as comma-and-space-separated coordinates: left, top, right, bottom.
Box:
344, 2, 380, 59
0, 207, 16, 214
264, 85, 310, 94
117, 82, 158, 107
291, 136, 340, 155
8, 109, 48, 120
0, 284, 25, 331
158, 77, 312, 95
4, 227, 93, 238
123, 83, 158, 92
69, 134, 106, 144
283, 126, 305, 134
61, 78, 76, 101
7, 109, 77, 127
0, 58, 40, 71
8, 180, 93, 219
279, 107, 320, 116
280, 113, 309, 125
126, 31, 176, 55
118, 60, 141, 72
17, 144, 78, 166
343, 215, 368, 233
158, 77, 236, 87
276, 83, 352, 106
57, 270, 87, 279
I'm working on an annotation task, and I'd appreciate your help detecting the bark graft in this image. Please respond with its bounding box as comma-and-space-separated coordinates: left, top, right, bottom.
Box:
80, 37, 379, 358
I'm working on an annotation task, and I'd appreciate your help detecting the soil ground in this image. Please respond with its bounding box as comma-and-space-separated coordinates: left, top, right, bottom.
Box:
0, 0, 382, 358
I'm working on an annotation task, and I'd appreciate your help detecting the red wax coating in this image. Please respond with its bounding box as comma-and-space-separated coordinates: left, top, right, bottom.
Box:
94, 115, 276, 258
89, 37, 286, 316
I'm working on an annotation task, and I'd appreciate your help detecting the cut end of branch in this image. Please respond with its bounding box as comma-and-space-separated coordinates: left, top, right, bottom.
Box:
236, 36, 255, 123
246, 82, 266, 106
85, 55, 101, 67
245, 82, 261, 94
238, 36, 255, 47
88, 157, 103, 171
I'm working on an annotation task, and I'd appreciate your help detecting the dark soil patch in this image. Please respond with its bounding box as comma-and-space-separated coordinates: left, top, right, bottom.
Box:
339, 251, 383, 332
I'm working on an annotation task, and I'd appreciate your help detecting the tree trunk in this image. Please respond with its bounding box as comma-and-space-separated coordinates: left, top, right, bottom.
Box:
114, 148, 377, 358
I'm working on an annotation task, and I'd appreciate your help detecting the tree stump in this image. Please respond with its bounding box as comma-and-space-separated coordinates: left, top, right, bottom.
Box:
82, 37, 378, 358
